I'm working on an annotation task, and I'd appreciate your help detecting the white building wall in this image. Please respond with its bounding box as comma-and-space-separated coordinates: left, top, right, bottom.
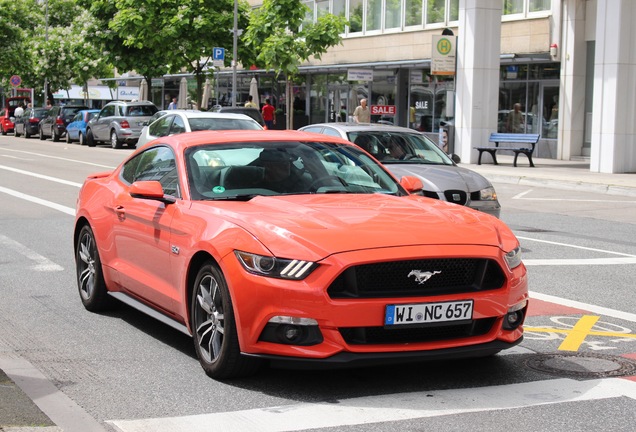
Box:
590, 0, 636, 173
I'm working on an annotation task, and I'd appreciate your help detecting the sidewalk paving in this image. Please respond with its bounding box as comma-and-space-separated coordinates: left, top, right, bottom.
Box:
460, 155, 636, 198
1, 154, 635, 432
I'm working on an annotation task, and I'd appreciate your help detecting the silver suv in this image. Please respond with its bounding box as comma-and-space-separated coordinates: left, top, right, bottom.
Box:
86, 101, 158, 148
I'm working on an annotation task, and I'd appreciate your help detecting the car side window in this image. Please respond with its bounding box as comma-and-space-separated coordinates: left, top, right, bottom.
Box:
121, 146, 180, 198
170, 116, 186, 134
149, 115, 173, 137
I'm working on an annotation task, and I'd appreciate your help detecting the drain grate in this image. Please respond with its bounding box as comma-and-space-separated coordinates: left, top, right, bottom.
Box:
524, 352, 636, 379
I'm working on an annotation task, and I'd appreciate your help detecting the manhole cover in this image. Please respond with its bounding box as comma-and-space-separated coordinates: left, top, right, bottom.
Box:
524, 353, 636, 379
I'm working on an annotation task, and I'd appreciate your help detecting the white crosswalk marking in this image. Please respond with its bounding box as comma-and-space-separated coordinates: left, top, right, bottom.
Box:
107, 377, 636, 432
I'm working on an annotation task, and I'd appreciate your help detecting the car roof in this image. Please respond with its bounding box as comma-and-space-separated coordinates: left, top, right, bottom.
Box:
140, 129, 352, 152
167, 111, 257, 120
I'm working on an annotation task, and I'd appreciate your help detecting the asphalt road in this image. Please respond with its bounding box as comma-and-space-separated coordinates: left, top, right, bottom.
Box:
1, 136, 635, 432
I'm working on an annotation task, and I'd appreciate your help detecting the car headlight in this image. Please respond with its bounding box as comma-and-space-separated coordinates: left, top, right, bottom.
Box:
504, 246, 523, 269
235, 251, 318, 280
480, 186, 498, 201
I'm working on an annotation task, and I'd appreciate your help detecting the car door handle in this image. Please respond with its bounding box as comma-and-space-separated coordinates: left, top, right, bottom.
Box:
115, 205, 126, 221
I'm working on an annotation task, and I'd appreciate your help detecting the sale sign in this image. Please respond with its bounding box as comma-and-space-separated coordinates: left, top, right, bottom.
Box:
371, 105, 396, 116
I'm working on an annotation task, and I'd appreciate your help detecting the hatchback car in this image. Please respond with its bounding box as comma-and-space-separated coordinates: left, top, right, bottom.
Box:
299, 123, 501, 217
86, 100, 158, 148
136, 111, 263, 147
39, 105, 89, 141
74, 129, 527, 379
1, 96, 30, 135
14, 107, 48, 138
211, 106, 265, 127
65, 109, 100, 145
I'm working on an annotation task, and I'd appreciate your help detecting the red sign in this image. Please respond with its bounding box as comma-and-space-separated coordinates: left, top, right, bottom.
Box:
10, 75, 21, 87
371, 105, 396, 116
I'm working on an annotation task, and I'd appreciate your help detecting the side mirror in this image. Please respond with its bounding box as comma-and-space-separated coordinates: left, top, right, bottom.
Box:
130, 181, 176, 204
451, 154, 461, 164
9, 117, 15, 122
399, 175, 424, 193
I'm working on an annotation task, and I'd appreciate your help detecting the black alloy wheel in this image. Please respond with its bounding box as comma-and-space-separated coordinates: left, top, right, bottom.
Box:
191, 261, 261, 379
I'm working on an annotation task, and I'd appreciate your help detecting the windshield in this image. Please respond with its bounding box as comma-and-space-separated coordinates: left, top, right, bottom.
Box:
185, 140, 404, 200
347, 131, 453, 165
187, 117, 262, 131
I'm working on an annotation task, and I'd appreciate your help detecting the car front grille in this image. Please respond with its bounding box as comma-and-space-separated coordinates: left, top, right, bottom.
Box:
444, 189, 468, 205
339, 318, 496, 345
327, 258, 505, 299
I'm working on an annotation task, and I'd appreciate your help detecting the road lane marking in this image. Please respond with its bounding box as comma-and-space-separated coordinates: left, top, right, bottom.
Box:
0, 164, 83, 187
0, 147, 117, 168
106, 378, 636, 432
0, 234, 63, 271
518, 236, 636, 257
512, 189, 636, 203
0, 186, 75, 216
530, 291, 636, 323
524, 257, 636, 266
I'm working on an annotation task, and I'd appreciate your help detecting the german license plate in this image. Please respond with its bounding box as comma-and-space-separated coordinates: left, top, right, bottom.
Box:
385, 300, 473, 326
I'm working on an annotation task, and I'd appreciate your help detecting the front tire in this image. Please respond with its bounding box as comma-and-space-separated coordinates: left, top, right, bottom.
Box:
14, 128, 21, 138
52, 127, 60, 142
76, 225, 114, 312
191, 261, 261, 379
66, 131, 72, 143
110, 130, 122, 149
86, 129, 96, 147
39, 127, 45, 140
79, 132, 86, 146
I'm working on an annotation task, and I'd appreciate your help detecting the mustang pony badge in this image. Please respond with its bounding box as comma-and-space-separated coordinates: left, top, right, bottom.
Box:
408, 270, 441, 284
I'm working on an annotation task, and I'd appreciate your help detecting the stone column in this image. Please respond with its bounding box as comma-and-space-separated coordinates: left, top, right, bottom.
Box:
590, 0, 636, 173
454, 0, 502, 163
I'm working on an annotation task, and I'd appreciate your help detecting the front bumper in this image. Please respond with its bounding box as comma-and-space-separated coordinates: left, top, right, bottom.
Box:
221, 244, 528, 364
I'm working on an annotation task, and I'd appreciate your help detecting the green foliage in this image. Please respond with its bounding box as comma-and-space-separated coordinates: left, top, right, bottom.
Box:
0, 0, 42, 92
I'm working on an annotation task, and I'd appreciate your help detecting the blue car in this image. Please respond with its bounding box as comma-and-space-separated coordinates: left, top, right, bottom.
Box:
65, 109, 99, 145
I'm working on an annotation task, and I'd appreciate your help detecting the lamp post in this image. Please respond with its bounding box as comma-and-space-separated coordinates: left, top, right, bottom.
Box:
44, 0, 49, 107
231, 0, 238, 107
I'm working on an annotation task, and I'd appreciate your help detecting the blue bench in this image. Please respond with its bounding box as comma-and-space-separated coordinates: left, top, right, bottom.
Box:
475, 133, 540, 167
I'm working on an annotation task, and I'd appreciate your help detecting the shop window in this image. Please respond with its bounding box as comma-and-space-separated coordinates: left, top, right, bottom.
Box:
405, 0, 422, 26
426, 0, 446, 25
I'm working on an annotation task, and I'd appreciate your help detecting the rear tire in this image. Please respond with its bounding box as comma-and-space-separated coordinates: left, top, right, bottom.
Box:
110, 130, 122, 149
25, 130, 31, 138
1, 125, 6, 135
191, 261, 262, 379
76, 225, 114, 312
14, 128, 21, 138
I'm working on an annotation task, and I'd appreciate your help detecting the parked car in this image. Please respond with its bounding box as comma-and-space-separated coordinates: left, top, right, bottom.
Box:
14, 107, 48, 138
74, 129, 527, 379
1, 96, 30, 135
65, 109, 100, 145
136, 109, 200, 147
136, 111, 263, 147
86, 100, 158, 148
39, 105, 89, 141
299, 123, 501, 218
211, 106, 265, 127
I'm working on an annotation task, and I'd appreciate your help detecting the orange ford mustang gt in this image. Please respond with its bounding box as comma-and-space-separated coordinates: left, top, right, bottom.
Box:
74, 130, 528, 380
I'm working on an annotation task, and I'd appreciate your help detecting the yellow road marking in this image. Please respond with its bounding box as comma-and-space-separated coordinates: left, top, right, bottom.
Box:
524, 315, 636, 352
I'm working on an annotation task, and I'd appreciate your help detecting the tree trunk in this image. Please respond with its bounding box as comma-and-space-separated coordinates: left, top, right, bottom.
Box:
286, 80, 293, 130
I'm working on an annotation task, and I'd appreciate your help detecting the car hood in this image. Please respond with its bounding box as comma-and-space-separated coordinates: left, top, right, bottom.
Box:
192, 194, 508, 261
383, 164, 492, 193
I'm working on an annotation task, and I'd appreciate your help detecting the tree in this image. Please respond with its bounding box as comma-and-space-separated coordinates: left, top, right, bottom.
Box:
244, 0, 347, 129
0, 0, 42, 96
85, 0, 253, 109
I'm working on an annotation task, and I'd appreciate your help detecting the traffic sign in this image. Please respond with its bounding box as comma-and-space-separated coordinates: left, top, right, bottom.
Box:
10, 75, 21, 87
213, 47, 225, 61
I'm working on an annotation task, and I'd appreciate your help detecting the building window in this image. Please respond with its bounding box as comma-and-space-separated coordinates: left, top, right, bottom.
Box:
503, 0, 524, 15
449, 0, 459, 21
529, 0, 551, 12
385, 0, 402, 30
427, 0, 446, 25
405, 0, 422, 26
367, 0, 382, 31
349, 0, 363, 32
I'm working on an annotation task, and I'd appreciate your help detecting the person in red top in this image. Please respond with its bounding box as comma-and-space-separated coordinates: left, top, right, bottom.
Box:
261, 98, 276, 129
